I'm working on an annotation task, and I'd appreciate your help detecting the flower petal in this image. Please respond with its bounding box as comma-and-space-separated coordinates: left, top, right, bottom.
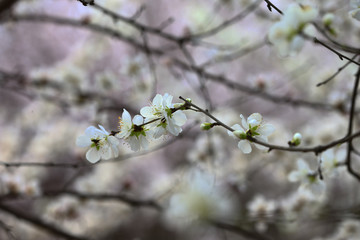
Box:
76, 135, 92, 147
258, 124, 275, 136
172, 111, 187, 126
288, 171, 299, 182
86, 148, 101, 163
133, 115, 144, 125
140, 106, 154, 118
248, 113, 262, 126
240, 114, 248, 130
238, 140, 252, 154
122, 109, 132, 126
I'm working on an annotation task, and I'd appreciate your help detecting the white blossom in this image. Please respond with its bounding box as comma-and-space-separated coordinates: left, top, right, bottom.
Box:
268, 3, 318, 56
76, 125, 119, 163
320, 148, 346, 177
166, 170, 234, 226
116, 109, 151, 151
350, 0, 360, 20
288, 159, 325, 195
140, 93, 187, 138
228, 113, 275, 154
247, 195, 276, 232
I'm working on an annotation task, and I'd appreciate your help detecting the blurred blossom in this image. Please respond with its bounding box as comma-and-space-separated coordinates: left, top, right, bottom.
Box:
350, 0, 360, 20
288, 159, 326, 196
166, 170, 235, 226
268, 3, 318, 56
247, 195, 276, 232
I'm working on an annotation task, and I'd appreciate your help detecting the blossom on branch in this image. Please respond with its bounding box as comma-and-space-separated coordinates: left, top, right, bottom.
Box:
288, 159, 325, 195
268, 3, 318, 56
76, 125, 119, 163
140, 93, 187, 138
320, 148, 346, 177
116, 109, 151, 151
228, 113, 275, 154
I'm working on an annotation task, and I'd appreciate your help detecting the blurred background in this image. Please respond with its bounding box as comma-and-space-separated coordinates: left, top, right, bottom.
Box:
0, 0, 360, 239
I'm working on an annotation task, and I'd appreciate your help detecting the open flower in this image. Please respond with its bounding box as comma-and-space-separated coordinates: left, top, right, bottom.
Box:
140, 93, 187, 138
320, 148, 346, 177
116, 109, 151, 151
288, 159, 325, 195
76, 125, 119, 163
228, 113, 275, 154
166, 170, 234, 226
268, 3, 318, 56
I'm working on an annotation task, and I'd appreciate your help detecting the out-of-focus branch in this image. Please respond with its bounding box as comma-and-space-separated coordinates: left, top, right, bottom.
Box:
1, 14, 351, 112
0, 203, 88, 240
0, 0, 18, 16
317, 54, 359, 87
0, 190, 162, 211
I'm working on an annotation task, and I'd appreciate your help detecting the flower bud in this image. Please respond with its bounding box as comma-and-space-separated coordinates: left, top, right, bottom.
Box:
200, 122, 213, 131
290, 132, 302, 146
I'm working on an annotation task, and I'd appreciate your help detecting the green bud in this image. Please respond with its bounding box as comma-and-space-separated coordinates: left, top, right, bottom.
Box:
290, 132, 302, 146
200, 122, 213, 131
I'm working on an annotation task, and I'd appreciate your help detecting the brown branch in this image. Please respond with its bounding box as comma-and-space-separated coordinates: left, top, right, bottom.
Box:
0, 203, 88, 240
179, 96, 360, 155
345, 63, 360, 181
0, 190, 162, 211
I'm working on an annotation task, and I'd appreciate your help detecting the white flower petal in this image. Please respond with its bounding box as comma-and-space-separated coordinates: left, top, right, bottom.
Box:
133, 115, 144, 125
76, 135, 92, 147
129, 137, 140, 151
98, 125, 109, 135
238, 140, 252, 154
248, 113, 262, 126
100, 145, 112, 160
288, 171, 300, 182
140, 136, 149, 149
172, 111, 187, 126
258, 124, 275, 136
240, 114, 248, 130
140, 106, 154, 118
122, 109, 132, 126
153, 94, 163, 107
86, 148, 101, 163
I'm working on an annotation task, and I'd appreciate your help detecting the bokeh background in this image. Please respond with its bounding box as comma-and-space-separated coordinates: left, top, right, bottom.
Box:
1, 0, 360, 239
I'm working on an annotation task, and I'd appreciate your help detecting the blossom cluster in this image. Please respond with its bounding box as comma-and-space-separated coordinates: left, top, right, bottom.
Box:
76, 93, 188, 163
77, 94, 278, 163
268, 3, 318, 56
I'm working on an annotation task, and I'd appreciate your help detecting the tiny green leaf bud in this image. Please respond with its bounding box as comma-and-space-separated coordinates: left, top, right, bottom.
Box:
200, 122, 213, 130
233, 130, 247, 139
